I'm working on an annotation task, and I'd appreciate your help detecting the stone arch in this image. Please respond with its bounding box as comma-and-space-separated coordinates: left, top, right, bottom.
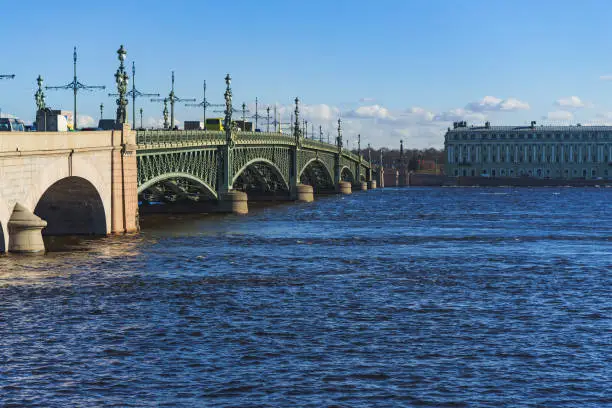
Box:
34, 176, 107, 236
298, 158, 333, 181
0, 197, 8, 253
0, 219, 5, 254
232, 158, 290, 191
341, 166, 355, 183
138, 173, 218, 199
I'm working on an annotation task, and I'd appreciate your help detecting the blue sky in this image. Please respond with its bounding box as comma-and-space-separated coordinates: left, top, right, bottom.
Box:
2, 0, 612, 148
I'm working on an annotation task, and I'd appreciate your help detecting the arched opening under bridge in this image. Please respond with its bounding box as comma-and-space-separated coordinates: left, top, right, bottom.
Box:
34, 176, 107, 236
300, 159, 335, 194
233, 160, 290, 201
138, 174, 218, 214
341, 167, 355, 183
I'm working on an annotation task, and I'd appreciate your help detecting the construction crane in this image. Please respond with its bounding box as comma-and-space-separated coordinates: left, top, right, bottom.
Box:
151, 71, 195, 129
45, 46, 105, 130
185, 80, 223, 129
109, 61, 159, 130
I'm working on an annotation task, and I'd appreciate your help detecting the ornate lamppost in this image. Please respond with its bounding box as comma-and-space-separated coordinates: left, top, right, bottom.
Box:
99, 103, 104, 120
337, 118, 343, 153
163, 98, 169, 129
224, 74, 233, 143
139, 108, 143, 129
114, 45, 128, 126
294, 97, 302, 144
35, 75, 46, 111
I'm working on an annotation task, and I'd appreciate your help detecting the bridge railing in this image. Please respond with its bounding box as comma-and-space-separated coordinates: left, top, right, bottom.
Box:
235, 132, 295, 145
136, 130, 225, 146
302, 138, 338, 153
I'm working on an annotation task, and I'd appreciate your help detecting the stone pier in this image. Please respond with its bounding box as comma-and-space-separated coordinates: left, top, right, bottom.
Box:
218, 190, 249, 215
338, 181, 352, 194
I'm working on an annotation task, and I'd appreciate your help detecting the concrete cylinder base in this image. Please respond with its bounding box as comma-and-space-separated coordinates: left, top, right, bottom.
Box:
218, 190, 249, 215
359, 181, 368, 191
7, 203, 47, 254
338, 181, 352, 195
296, 184, 314, 202
368, 180, 377, 189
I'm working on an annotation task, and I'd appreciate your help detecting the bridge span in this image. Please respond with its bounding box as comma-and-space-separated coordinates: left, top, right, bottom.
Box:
0, 125, 378, 253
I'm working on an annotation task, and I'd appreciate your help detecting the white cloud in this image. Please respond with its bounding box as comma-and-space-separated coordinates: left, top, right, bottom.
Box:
542, 110, 573, 121
403, 106, 435, 122
303, 104, 340, 122
433, 108, 486, 123
359, 97, 375, 103
600, 74, 612, 81
555, 96, 585, 109
465, 95, 530, 112
345, 104, 394, 120
77, 114, 95, 128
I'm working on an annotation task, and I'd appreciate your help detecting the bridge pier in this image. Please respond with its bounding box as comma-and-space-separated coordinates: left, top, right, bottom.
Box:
337, 181, 352, 194
218, 190, 248, 215
368, 180, 377, 189
295, 184, 314, 202
357, 181, 368, 191
7, 203, 47, 254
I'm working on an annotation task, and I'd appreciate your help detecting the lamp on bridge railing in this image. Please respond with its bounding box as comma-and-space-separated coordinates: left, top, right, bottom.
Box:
35, 75, 46, 111
337, 118, 343, 152
114, 45, 129, 126
266, 106, 271, 132
357, 133, 361, 157
110, 61, 159, 130
139, 107, 143, 129
294, 97, 301, 142
224, 73, 232, 142
99, 102, 103, 121
163, 98, 169, 129
319, 125, 323, 143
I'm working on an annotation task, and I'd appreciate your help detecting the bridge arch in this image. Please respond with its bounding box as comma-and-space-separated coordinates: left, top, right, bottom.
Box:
138, 173, 218, 199
299, 158, 335, 191
340, 166, 355, 183
34, 176, 107, 236
0, 198, 7, 253
298, 158, 333, 181
232, 158, 290, 191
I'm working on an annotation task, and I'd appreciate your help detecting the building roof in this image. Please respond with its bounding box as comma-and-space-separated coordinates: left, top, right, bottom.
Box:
447, 125, 612, 133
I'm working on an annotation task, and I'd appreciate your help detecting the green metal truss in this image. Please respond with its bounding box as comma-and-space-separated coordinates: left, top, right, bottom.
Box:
136, 130, 373, 199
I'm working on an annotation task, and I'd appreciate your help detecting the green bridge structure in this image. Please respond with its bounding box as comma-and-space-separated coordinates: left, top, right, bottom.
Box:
136, 78, 378, 214
136, 124, 377, 213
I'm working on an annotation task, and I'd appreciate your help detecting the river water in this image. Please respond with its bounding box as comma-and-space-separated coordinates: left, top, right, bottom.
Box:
1, 187, 611, 407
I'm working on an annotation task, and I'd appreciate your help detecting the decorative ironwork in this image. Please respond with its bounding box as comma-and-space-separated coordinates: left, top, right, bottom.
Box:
185, 80, 223, 128
134, 123, 372, 200
45, 46, 105, 130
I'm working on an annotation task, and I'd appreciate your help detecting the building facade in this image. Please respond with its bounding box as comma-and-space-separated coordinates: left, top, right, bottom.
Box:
444, 122, 612, 179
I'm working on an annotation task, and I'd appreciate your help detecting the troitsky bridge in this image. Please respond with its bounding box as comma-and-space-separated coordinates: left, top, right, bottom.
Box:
0, 47, 380, 253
